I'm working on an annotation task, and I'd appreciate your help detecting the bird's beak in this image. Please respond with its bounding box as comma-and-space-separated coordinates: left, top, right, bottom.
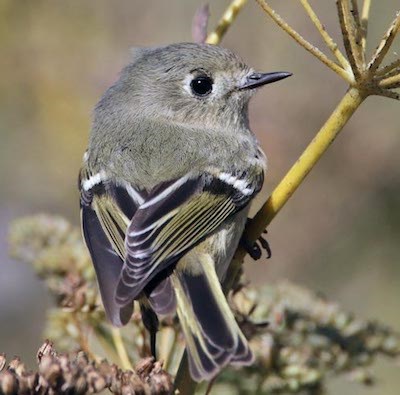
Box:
239, 71, 292, 90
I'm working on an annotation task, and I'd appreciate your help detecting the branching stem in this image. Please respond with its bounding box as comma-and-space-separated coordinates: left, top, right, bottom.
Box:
368, 12, 400, 73
299, 0, 350, 71
256, 0, 354, 84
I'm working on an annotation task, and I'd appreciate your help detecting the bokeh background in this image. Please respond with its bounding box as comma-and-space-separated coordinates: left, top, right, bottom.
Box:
1, 1, 399, 393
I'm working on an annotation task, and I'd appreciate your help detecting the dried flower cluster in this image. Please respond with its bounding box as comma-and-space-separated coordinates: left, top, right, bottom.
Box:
6, 215, 400, 394
226, 282, 400, 393
0, 341, 172, 395
9, 215, 155, 366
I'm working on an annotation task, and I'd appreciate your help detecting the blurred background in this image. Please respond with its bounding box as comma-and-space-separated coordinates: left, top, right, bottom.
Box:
1, 1, 399, 393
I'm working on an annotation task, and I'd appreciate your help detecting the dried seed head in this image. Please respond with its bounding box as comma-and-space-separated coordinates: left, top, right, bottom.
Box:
0, 354, 6, 372
135, 357, 154, 379
39, 355, 62, 386
7, 357, 25, 376
0, 371, 19, 395
17, 371, 38, 394
149, 370, 173, 395
37, 340, 56, 363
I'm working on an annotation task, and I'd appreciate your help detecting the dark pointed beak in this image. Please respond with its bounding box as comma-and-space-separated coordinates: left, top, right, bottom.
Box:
239, 71, 292, 90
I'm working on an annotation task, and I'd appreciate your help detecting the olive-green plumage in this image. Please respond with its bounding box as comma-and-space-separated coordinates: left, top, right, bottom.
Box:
79, 42, 290, 381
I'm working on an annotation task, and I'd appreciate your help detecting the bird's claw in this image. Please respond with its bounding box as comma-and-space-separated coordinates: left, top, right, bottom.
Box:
241, 220, 272, 260
258, 233, 272, 259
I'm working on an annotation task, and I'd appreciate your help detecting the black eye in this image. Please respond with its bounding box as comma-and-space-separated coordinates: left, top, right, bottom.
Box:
190, 76, 213, 96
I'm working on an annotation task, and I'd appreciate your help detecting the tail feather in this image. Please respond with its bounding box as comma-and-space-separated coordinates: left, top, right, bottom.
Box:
172, 253, 253, 382
147, 278, 177, 316
231, 332, 254, 365
174, 281, 229, 381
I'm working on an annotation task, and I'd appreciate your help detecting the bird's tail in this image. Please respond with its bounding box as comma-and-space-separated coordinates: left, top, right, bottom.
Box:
171, 253, 253, 382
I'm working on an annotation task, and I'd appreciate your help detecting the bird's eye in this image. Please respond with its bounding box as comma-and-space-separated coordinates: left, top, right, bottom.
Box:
190, 76, 213, 97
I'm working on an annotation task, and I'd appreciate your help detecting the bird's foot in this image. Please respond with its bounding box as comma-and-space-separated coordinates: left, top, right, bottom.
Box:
241, 220, 272, 260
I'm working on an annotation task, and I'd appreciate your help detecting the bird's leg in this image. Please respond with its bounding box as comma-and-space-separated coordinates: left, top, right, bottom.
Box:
240, 218, 272, 260
140, 303, 159, 359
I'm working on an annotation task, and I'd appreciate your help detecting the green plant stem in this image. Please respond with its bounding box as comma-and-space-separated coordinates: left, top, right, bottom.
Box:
111, 328, 133, 370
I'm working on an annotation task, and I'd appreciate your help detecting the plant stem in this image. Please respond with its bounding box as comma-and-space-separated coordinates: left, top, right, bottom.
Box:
368, 12, 400, 72
249, 87, 365, 236
299, 0, 350, 71
256, 0, 354, 83
206, 0, 249, 44
360, 0, 372, 52
376, 58, 400, 76
224, 87, 366, 292
337, 0, 364, 77
93, 325, 123, 365
71, 313, 99, 362
111, 328, 133, 371
379, 73, 400, 88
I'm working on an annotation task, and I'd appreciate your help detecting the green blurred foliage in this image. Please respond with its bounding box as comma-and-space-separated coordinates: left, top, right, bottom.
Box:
0, 1, 399, 394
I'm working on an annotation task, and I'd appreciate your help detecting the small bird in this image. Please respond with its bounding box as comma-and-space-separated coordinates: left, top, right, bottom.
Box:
79, 42, 290, 382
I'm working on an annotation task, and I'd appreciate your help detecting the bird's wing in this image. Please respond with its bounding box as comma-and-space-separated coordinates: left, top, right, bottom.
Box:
116, 169, 264, 306
79, 162, 146, 326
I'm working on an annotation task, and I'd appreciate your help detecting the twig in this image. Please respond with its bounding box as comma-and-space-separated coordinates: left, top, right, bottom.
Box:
299, 0, 351, 71
336, 0, 363, 78
360, 0, 372, 52
206, 0, 249, 44
111, 328, 134, 371
71, 314, 99, 363
376, 58, 400, 76
205, 376, 217, 395
158, 326, 180, 372
252, 88, 364, 226
93, 325, 123, 365
374, 87, 400, 100
368, 12, 400, 73
378, 73, 400, 89
256, 0, 354, 84
350, 0, 361, 30
350, 0, 366, 64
